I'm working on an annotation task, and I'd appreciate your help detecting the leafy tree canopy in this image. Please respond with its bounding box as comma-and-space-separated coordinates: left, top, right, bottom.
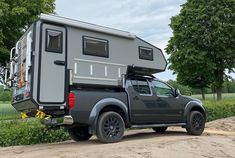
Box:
0, 0, 55, 65
166, 0, 235, 100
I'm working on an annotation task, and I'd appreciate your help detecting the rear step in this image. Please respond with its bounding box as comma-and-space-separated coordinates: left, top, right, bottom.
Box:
131, 123, 186, 129
43, 115, 74, 126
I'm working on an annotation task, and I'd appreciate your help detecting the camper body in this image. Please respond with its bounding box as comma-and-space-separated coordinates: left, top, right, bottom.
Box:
8, 14, 166, 113
5, 14, 206, 143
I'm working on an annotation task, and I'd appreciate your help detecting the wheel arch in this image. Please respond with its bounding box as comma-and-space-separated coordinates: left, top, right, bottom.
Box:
88, 98, 130, 134
184, 101, 207, 121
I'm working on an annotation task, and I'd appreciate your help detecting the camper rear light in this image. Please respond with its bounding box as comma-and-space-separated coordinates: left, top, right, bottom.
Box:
68, 92, 75, 109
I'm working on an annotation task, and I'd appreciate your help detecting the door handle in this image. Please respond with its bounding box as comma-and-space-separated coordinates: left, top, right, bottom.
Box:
54, 60, 65, 66
133, 96, 139, 100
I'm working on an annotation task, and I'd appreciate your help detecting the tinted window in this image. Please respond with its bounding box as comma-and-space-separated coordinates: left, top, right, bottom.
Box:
131, 80, 139, 92
131, 80, 151, 94
139, 46, 153, 61
152, 80, 173, 97
83, 36, 108, 58
46, 30, 62, 53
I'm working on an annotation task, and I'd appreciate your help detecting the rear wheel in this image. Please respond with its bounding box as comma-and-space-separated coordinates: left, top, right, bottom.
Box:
68, 126, 92, 141
96, 111, 125, 143
152, 127, 168, 133
186, 111, 205, 135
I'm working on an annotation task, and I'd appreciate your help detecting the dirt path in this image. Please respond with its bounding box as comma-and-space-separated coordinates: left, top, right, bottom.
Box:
1, 117, 235, 158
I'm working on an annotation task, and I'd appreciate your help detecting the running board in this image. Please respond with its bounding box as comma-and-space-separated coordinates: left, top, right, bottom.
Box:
131, 123, 186, 129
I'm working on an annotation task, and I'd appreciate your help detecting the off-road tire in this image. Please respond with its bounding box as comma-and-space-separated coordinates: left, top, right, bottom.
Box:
186, 111, 205, 135
96, 111, 125, 143
68, 126, 92, 141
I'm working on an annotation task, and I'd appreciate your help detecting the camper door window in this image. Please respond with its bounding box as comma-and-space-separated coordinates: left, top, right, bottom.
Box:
83, 36, 109, 58
46, 29, 63, 53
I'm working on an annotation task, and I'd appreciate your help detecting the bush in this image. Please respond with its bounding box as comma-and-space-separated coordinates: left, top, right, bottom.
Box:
0, 86, 11, 102
0, 119, 70, 147
203, 100, 235, 121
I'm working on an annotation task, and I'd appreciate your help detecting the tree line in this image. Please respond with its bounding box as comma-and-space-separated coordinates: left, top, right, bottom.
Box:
167, 79, 235, 97
166, 0, 235, 100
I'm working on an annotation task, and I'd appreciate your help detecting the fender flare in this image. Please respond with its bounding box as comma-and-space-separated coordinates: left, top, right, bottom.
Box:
88, 98, 129, 126
184, 100, 206, 118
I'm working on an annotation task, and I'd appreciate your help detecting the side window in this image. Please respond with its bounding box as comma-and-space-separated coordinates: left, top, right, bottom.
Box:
131, 79, 151, 95
83, 36, 109, 58
131, 80, 139, 92
46, 29, 63, 53
139, 46, 153, 61
152, 80, 173, 97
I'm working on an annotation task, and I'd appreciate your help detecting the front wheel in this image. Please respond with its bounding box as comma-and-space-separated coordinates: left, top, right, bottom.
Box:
186, 111, 205, 135
68, 126, 92, 141
96, 111, 125, 143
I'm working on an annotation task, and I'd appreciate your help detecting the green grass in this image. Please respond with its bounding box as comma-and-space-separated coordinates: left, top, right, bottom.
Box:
192, 93, 235, 100
203, 99, 235, 121
0, 101, 11, 104
0, 104, 20, 120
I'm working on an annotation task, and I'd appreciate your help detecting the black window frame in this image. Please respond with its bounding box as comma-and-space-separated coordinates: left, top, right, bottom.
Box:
131, 79, 152, 95
139, 46, 154, 61
45, 29, 63, 53
83, 36, 109, 58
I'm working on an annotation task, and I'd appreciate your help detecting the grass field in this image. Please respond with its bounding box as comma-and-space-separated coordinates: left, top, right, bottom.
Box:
0, 103, 20, 120
191, 93, 235, 100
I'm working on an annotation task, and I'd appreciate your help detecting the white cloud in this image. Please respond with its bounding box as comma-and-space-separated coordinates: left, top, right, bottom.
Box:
55, 0, 186, 80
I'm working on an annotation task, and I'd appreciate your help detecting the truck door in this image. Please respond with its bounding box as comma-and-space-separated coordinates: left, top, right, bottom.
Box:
150, 80, 184, 122
38, 24, 66, 105
128, 79, 158, 124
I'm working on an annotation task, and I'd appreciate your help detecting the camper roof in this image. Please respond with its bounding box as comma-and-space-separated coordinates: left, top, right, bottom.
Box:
39, 14, 136, 39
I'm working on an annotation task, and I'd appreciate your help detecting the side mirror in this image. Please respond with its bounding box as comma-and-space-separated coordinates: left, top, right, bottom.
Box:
174, 89, 180, 97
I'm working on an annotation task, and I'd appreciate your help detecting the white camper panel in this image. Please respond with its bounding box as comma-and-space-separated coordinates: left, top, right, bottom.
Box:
39, 14, 167, 87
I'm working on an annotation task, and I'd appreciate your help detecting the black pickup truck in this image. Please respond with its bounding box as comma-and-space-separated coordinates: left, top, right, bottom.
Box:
64, 76, 206, 143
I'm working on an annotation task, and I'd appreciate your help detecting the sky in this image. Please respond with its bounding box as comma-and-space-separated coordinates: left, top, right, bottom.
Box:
55, 0, 234, 81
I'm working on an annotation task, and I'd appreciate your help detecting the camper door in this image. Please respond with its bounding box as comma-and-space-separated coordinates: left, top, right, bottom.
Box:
38, 24, 66, 105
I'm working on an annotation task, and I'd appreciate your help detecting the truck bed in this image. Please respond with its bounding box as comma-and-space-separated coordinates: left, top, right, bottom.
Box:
69, 89, 128, 125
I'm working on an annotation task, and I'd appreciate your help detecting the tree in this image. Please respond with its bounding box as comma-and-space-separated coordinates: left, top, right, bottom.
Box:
222, 79, 235, 93
0, 0, 55, 66
166, 0, 235, 100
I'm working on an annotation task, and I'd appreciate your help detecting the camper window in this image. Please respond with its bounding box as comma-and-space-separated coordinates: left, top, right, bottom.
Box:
83, 36, 108, 58
46, 29, 62, 53
139, 46, 153, 61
